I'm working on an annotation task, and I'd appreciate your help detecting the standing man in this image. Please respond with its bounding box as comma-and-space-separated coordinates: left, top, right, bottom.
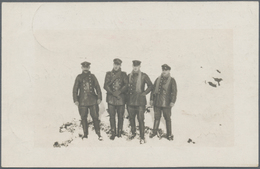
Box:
73, 61, 103, 141
104, 58, 128, 140
127, 60, 153, 144
149, 64, 177, 141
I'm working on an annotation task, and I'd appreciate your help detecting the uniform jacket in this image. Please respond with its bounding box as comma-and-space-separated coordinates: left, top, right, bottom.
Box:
103, 69, 128, 105
150, 75, 177, 107
127, 72, 153, 106
73, 71, 102, 107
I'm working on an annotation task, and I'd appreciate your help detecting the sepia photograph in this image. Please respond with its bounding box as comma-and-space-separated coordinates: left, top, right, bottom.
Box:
2, 2, 258, 167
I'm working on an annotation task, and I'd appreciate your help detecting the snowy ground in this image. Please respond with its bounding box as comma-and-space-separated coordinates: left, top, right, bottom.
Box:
29, 65, 234, 148
2, 19, 234, 149
33, 71, 232, 148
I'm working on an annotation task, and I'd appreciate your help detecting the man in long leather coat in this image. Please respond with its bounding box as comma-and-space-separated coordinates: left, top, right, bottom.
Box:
104, 58, 128, 140
127, 60, 153, 144
73, 61, 103, 141
149, 64, 177, 141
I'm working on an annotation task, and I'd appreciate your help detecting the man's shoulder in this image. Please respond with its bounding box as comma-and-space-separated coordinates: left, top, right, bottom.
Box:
90, 73, 97, 78
170, 77, 176, 82
141, 72, 150, 77
76, 74, 82, 78
121, 71, 127, 76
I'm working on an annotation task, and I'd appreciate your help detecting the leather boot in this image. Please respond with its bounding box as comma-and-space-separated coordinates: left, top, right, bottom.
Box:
150, 120, 160, 138
129, 118, 136, 138
139, 121, 145, 140
81, 119, 88, 138
93, 119, 101, 136
110, 130, 116, 140
117, 118, 123, 138
140, 138, 146, 144
110, 118, 116, 140
96, 120, 103, 141
166, 120, 173, 141
139, 118, 146, 143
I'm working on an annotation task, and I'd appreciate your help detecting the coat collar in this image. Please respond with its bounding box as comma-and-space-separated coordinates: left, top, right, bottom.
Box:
112, 68, 121, 74
82, 70, 91, 75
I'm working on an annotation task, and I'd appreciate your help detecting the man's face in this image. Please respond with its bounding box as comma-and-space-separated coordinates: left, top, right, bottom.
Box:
132, 65, 140, 72
113, 64, 121, 71
162, 69, 170, 76
82, 66, 90, 71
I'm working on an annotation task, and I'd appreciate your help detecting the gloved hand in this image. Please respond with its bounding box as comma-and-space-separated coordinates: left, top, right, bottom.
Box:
170, 102, 175, 107
113, 90, 121, 97
97, 99, 101, 104
74, 101, 79, 106
150, 101, 154, 106
141, 92, 146, 96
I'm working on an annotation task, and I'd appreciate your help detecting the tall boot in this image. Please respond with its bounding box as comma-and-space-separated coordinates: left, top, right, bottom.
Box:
150, 120, 160, 138
81, 119, 88, 138
110, 117, 116, 140
139, 121, 145, 144
117, 118, 123, 138
93, 119, 100, 136
139, 120, 145, 139
93, 119, 103, 141
166, 120, 173, 141
129, 118, 136, 139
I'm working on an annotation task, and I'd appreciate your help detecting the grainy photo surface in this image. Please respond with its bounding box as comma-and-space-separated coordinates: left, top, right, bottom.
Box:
2, 2, 258, 167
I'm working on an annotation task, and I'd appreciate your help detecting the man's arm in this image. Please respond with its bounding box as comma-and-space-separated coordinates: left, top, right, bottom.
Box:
93, 74, 102, 101
73, 76, 80, 103
118, 72, 128, 94
170, 78, 177, 104
150, 78, 157, 101
143, 73, 153, 95
103, 72, 113, 94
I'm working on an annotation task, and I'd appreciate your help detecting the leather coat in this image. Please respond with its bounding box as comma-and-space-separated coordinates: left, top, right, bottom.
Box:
104, 69, 128, 105
150, 76, 177, 107
73, 71, 102, 106
127, 72, 153, 106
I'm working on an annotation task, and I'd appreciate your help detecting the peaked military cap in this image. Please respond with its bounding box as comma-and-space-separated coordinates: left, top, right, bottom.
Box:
81, 61, 91, 68
113, 58, 122, 65
132, 60, 141, 66
162, 64, 171, 70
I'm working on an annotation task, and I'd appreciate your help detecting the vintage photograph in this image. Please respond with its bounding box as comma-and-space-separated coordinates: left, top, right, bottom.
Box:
2, 2, 258, 167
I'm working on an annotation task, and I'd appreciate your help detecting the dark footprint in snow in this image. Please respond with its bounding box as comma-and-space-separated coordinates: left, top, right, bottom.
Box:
212, 77, 223, 86
187, 138, 196, 144
208, 82, 217, 88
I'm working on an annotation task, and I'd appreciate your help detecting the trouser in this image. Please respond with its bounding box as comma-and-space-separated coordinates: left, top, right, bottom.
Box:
107, 104, 125, 136
127, 105, 146, 139
153, 106, 172, 137
78, 104, 101, 136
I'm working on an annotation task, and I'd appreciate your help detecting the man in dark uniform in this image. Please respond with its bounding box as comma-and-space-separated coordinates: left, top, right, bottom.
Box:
149, 64, 177, 141
127, 60, 153, 144
104, 58, 128, 140
73, 61, 103, 141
